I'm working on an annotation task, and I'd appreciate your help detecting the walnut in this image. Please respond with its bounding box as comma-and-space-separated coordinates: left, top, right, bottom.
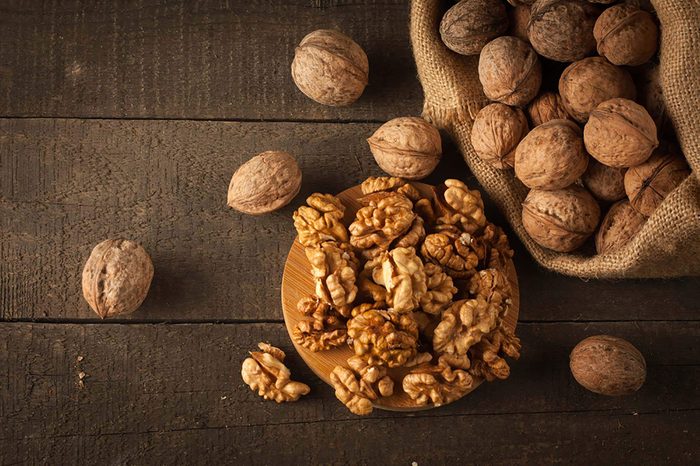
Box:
634, 62, 674, 140
478, 36, 542, 107
421, 231, 480, 279
305, 242, 359, 316
595, 200, 647, 255
293, 193, 348, 247
527, 0, 600, 62
346, 308, 419, 367
584, 98, 658, 168
402, 354, 475, 407
349, 192, 416, 252
347, 355, 395, 397
481, 223, 514, 272
291, 29, 368, 106
582, 159, 626, 202
522, 186, 601, 252
433, 298, 502, 355
82, 239, 154, 318
367, 117, 442, 180
434, 179, 487, 233
471, 103, 529, 169
468, 326, 522, 381
570, 335, 646, 396
330, 357, 394, 416
526, 91, 571, 127
368, 247, 427, 313
227, 151, 302, 215
292, 295, 348, 351
559, 57, 636, 123
439, 0, 509, 56
624, 149, 691, 217
514, 119, 589, 190
509, 5, 531, 43
360, 176, 407, 195
469, 268, 512, 313
594, 4, 658, 66
420, 263, 458, 315
241, 342, 310, 403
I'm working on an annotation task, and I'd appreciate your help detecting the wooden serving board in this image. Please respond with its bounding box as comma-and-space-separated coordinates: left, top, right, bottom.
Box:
281, 182, 520, 411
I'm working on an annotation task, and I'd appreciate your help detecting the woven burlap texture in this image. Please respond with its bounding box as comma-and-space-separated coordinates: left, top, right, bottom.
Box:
410, 0, 700, 278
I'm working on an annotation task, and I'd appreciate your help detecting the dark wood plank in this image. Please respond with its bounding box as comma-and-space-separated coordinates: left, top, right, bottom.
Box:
1, 118, 698, 321
0, 0, 421, 121
1, 322, 698, 464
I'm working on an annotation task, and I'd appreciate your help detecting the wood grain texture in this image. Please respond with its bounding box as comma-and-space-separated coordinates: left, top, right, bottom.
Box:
0, 322, 697, 464
1, 118, 698, 321
0, 0, 421, 121
280, 183, 519, 410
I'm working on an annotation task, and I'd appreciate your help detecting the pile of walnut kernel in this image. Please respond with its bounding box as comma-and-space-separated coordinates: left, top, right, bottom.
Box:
290, 176, 520, 415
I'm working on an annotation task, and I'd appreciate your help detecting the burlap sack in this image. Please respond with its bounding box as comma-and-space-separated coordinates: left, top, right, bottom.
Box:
410, 0, 700, 278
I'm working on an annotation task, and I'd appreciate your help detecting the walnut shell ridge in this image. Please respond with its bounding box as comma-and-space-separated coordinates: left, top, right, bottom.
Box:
440, 0, 509, 56
522, 186, 600, 252
559, 57, 636, 123
582, 159, 626, 202
595, 200, 647, 255
624, 149, 690, 216
368, 117, 442, 180
291, 29, 368, 106
526, 91, 570, 127
515, 119, 588, 190
82, 239, 154, 318
594, 4, 658, 66
227, 151, 302, 215
570, 335, 646, 396
471, 103, 529, 169
478, 36, 542, 107
528, 0, 600, 62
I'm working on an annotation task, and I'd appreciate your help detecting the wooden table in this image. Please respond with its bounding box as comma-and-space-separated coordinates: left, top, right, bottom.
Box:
1, 2, 698, 464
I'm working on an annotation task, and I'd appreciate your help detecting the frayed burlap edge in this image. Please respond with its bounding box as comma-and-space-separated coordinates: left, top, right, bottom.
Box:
410, 0, 700, 278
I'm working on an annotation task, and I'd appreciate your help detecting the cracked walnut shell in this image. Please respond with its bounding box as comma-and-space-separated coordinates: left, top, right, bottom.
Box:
241, 342, 310, 403
594, 4, 658, 66
368, 117, 442, 180
227, 151, 302, 215
291, 29, 368, 107
305, 242, 359, 316
82, 239, 154, 318
471, 103, 528, 169
346, 308, 418, 367
624, 150, 690, 217
293, 193, 348, 247
439, 0, 509, 56
402, 354, 475, 407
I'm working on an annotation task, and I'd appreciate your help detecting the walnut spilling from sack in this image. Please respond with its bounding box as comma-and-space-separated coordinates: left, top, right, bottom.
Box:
241, 343, 310, 403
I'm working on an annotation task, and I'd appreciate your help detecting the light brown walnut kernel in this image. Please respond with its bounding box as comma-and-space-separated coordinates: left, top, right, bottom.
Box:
434, 179, 487, 233
349, 192, 416, 251
595, 200, 647, 255
360, 176, 407, 195
346, 308, 419, 367
469, 268, 512, 314
370, 247, 428, 313
582, 159, 626, 202
471, 103, 528, 169
241, 342, 310, 403
527, 92, 571, 127
368, 117, 442, 180
293, 193, 349, 247
402, 354, 475, 407
594, 4, 658, 66
420, 263, 458, 315
305, 242, 359, 316
439, 0, 509, 56
624, 149, 690, 216
528, 0, 600, 62
292, 295, 348, 352
469, 326, 522, 381
433, 298, 502, 356
421, 230, 480, 279
82, 238, 154, 319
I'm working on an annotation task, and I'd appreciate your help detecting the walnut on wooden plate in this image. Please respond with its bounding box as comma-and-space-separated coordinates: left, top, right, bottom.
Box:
305, 241, 359, 317
292, 295, 348, 352
330, 356, 395, 416
364, 247, 428, 314
241, 343, 310, 403
293, 193, 349, 247
402, 354, 474, 407
346, 307, 419, 368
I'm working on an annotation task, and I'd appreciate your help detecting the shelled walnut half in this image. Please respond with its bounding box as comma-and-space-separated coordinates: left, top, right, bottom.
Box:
402, 353, 475, 407
367, 247, 428, 313
434, 179, 487, 234
330, 356, 395, 416
292, 295, 348, 352
433, 297, 502, 356
293, 193, 349, 247
241, 343, 310, 403
346, 308, 419, 367
349, 191, 417, 254
469, 326, 522, 382
305, 242, 359, 316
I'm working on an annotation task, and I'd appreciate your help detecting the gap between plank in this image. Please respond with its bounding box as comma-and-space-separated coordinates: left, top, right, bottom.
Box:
0, 115, 386, 125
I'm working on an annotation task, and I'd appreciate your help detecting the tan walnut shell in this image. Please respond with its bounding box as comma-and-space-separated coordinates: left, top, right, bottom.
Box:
227, 151, 302, 215
471, 103, 529, 169
570, 335, 646, 396
595, 200, 647, 255
582, 159, 626, 202
522, 186, 601, 252
526, 91, 570, 127
559, 57, 636, 123
439, 0, 509, 56
509, 5, 531, 43
82, 239, 154, 318
527, 0, 600, 62
367, 117, 442, 180
594, 4, 658, 66
291, 29, 368, 107
515, 119, 589, 190
584, 98, 658, 168
478, 36, 542, 107
241, 342, 311, 403
624, 149, 691, 216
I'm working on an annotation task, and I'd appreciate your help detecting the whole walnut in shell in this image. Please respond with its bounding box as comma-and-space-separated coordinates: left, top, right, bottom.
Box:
570, 335, 646, 396
624, 149, 691, 216
522, 186, 601, 252
439, 0, 509, 56
594, 4, 658, 66
367, 117, 442, 180
471, 103, 529, 169
528, 0, 600, 62
478, 36, 542, 107
526, 92, 570, 127
227, 151, 302, 215
582, 159, 626, 202
291, 29, 368, 106
559, 57, 636, 123
595, 200, 647, 255
82, 239, 154, 318
514, 119, 589, 190
584, 98, 658, 168
509, 5, 531, 43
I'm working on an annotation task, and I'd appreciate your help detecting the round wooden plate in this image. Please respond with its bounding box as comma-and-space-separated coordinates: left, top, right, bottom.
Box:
281, 182, 520, 411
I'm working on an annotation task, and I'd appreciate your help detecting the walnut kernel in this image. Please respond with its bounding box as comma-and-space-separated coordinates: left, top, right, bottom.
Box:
241, 342, 310, 403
